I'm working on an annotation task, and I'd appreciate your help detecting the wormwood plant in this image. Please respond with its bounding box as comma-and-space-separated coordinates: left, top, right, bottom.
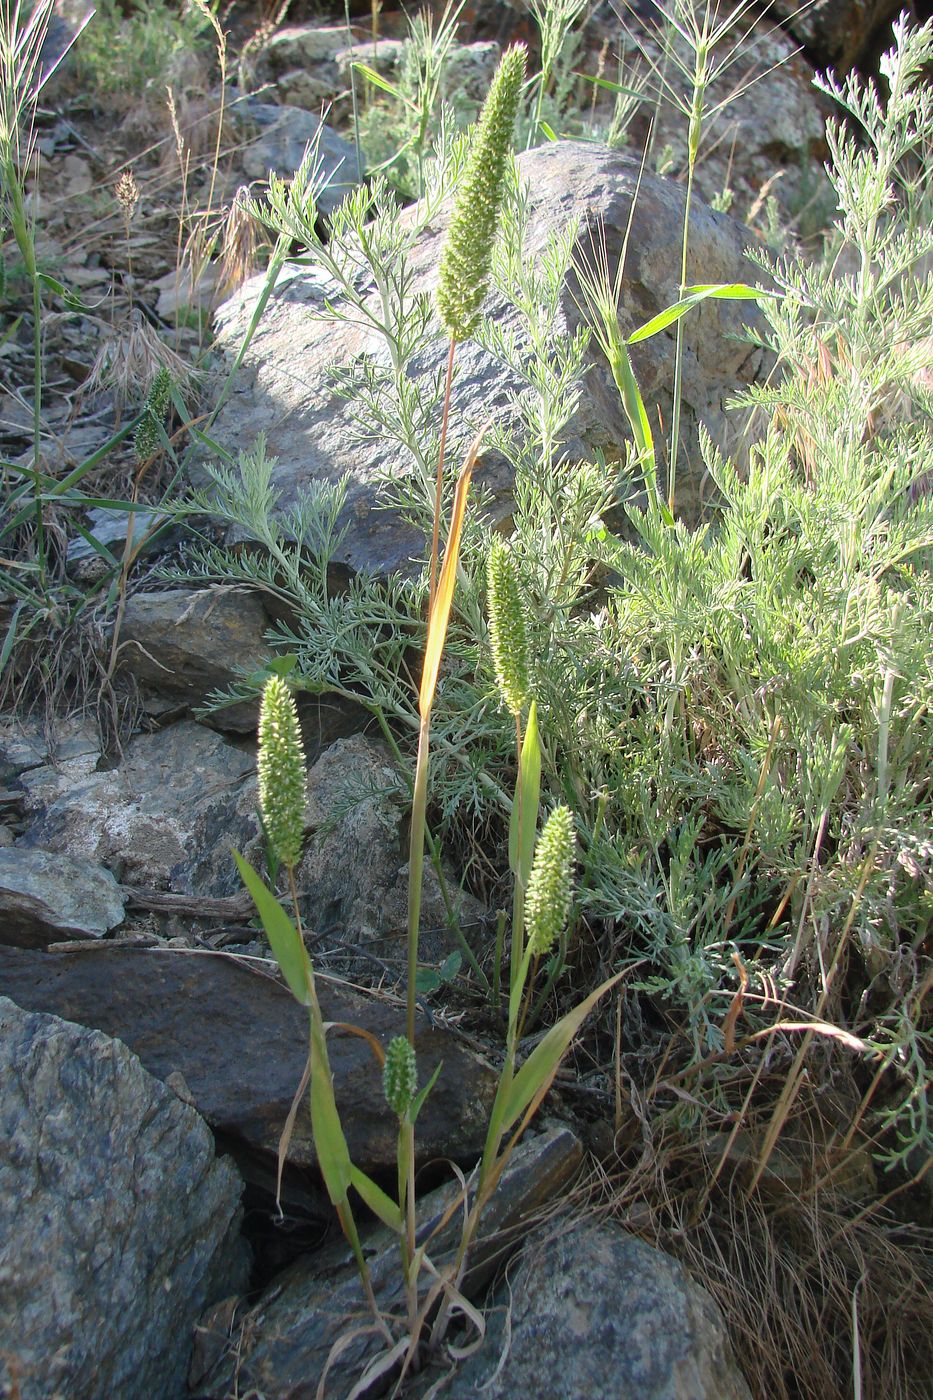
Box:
186, 8, 931, 1204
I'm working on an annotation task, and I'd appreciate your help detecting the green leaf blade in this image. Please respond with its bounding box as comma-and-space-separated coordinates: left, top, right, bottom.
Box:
500, 971, 625, 1133
233, 851, 313, 1006
310, 1015, 354, 1205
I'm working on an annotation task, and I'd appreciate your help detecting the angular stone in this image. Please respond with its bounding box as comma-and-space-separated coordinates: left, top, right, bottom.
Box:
277, 68, 340, 111
211, 141, 770, 578
0, 944, 497, 1176
444, 1218, 752, 1400
767, 0, 902, 72
65, 505, 173, 583
0, 996, 248, 1400
18, 721, 258, 896
118, 587, 273, 732
0, 714, 99, 787
300, 733, 488, 956
153, 261, 218, 319
192, 1125, 584, 1400
235, 100, 363, 216
0, 847, 125, 948
262, 23, 351, 71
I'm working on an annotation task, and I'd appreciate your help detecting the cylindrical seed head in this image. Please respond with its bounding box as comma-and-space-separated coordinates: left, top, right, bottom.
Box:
436, 43, 526, 343
487, 535, 530, 717
383, 1035, 418, 1117
133, 366, 172, 464
525, 805, 576, 958
257, 675, 307, 869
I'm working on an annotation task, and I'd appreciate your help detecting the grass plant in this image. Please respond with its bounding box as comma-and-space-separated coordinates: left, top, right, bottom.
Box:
229, 45, 628, 1386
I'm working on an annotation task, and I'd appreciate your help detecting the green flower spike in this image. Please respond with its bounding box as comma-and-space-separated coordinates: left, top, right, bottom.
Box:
134, 366, 172, 464
383, 1035, 418, 1117
525, 805, 576, 958
436, 43, 526, 342
487, 536, 530, 718
257, 674, 307, 869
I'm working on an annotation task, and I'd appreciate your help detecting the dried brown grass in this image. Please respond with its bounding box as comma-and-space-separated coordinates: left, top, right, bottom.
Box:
592, 1046, 933, 1400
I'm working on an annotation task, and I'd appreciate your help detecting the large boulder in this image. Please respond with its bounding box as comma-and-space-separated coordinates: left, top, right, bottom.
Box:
0, 945, 497, 1178
211, 140, 770, 576
0, 996, 248, 1400
441, 1217, 752, 1400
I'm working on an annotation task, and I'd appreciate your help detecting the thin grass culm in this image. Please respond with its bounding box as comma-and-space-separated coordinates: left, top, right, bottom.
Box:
408, 42, 527, 1040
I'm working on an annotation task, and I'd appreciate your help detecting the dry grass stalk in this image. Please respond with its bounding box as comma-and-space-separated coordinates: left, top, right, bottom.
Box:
217, 184, 261, 297
591, 1031, 933, 1400
85, 310, 192, 412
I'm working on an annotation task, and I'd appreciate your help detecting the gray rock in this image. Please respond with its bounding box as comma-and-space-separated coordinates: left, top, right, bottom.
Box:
117, 587, 273, 732
262, 23, 352, 71
0, 996, 248, 1400
611, 12, 830, 223
0, 714, 99, 787
0, 944, 497, 1178
0, 847, 125, 947
300, 733, 487, 955
767, 0, 902, 72
65, 505, 172, 581
192, 1125, 584, 1400
211, 141, 769, 577
276, 68, 341, 111
235, 99, 362, 215
17, 721, 259, 896
153, 261, 219, 319
445, 1218, 752, 1400
334, 37, 500, 103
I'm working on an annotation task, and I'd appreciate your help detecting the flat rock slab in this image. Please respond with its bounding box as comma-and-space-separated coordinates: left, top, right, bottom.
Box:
17, 721, 258, 896
212, 141, 768, 578
0, 945, 496, 1175
0, 847, 125, 948
0, 996, 248, 1400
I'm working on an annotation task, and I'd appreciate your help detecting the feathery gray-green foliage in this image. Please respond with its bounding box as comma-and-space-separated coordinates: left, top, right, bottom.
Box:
176, 15, 933, 1170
